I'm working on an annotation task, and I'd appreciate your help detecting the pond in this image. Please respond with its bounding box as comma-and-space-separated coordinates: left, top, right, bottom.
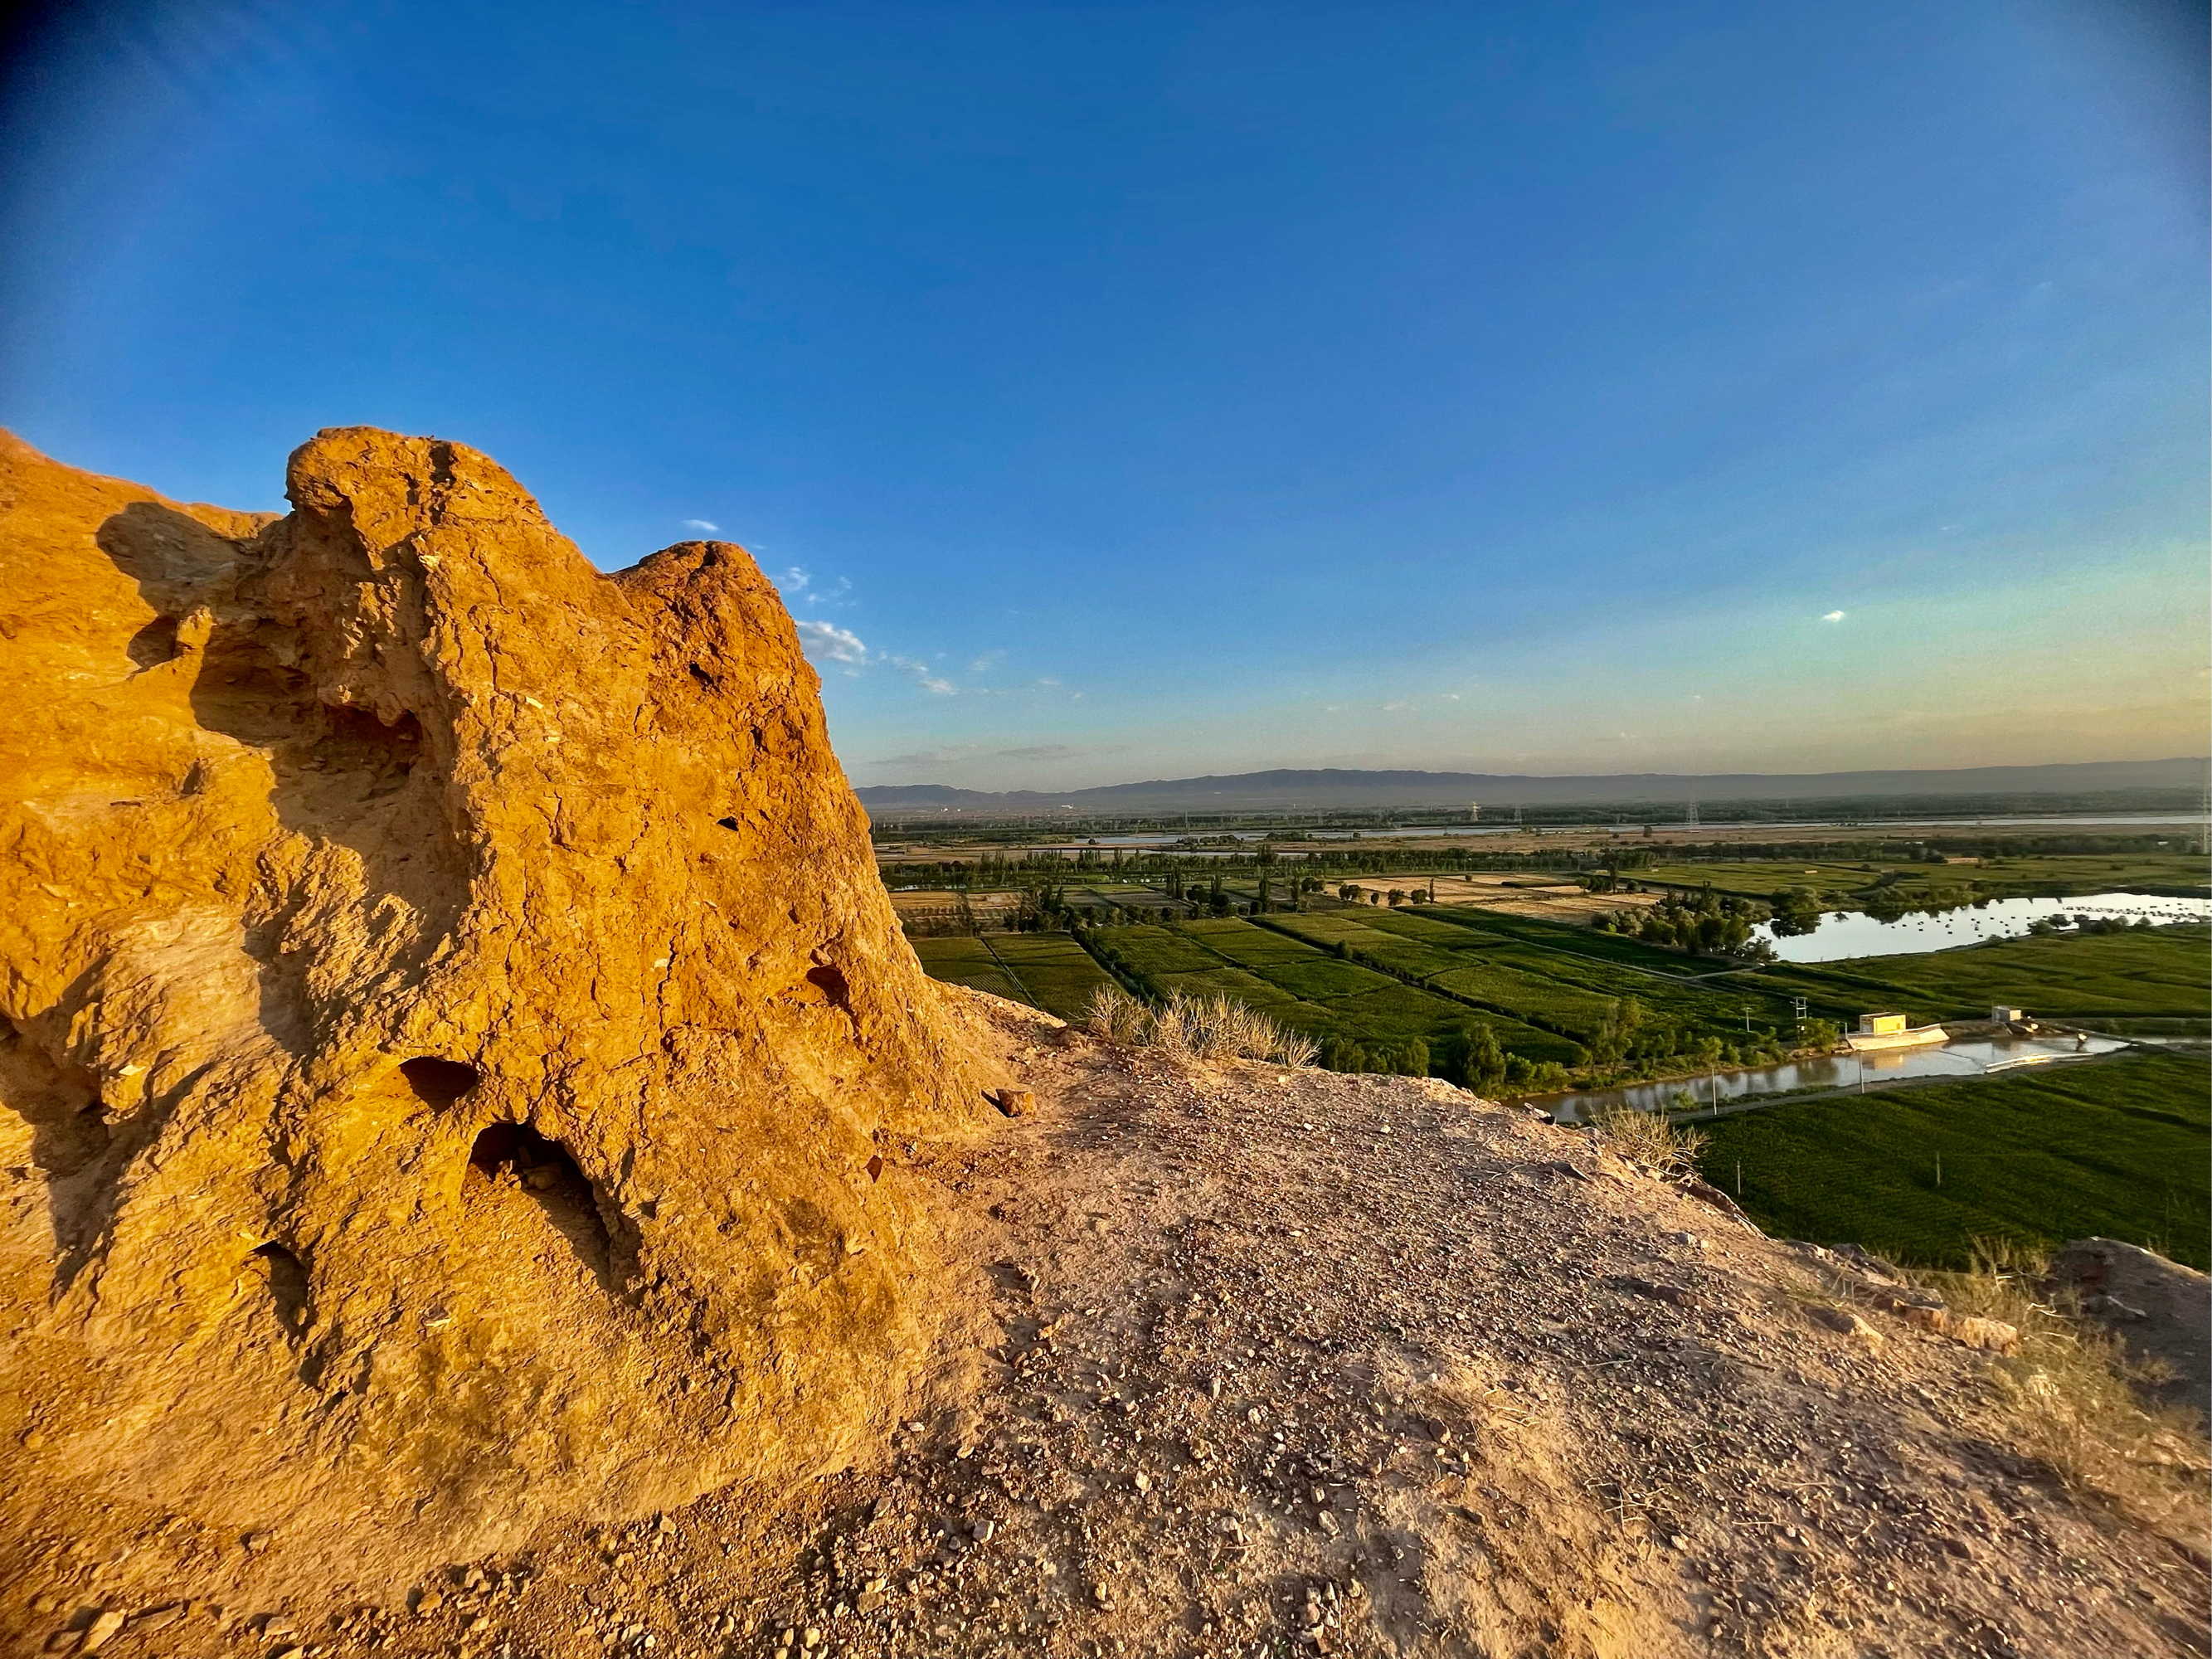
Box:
1533, 1032, 2138, 1124
1751, 891, 2209, 963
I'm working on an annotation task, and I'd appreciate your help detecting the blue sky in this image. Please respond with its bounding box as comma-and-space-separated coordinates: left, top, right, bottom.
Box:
2, 0, 2204, 787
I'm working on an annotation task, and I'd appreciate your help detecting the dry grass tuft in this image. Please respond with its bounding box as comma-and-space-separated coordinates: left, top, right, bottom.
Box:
1925, 1239, 2210, 1538
1084, 985, 1316, 1067
1587, 1103, 1707, 1184
1084, 983, 1150, 1045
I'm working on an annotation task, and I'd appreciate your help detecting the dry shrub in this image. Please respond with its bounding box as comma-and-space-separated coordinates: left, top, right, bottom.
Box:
1085, 985, 1315, 1067
1587, 1103, 1706, 1183
1925, 1239, 2210, 1537
1171, 990, 1320, 1067
1147, 990, 1196, 1054
1267, 1023, 1321, 1069
1084, 984, 1150, 1045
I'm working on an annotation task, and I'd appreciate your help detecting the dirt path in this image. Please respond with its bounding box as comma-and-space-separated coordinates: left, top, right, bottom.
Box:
16, 1001, 2207, 1658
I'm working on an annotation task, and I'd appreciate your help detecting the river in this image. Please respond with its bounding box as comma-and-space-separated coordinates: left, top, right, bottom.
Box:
1751, 891, 2210, 963
1534, 1032, 2138, 1124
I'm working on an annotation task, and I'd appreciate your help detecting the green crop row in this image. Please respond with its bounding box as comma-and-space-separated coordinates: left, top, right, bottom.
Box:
1091, 918, 1579, 1066
1694, 1051, 2210, 1270
982, 932, 1120, 1020
910, 936, 1028, 1005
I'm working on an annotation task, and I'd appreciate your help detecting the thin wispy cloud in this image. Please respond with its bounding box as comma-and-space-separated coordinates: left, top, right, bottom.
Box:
999, 743, 1089, 761
887, 654, 957, 695
794, 619, 868, 664
1821, 610, 1847, 623
774, 566, 852, 608
790, 621, 977, 698
875, 742, 1101, 769
682, 518, 719, 533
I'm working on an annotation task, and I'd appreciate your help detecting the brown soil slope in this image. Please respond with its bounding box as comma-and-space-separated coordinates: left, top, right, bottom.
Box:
0, 429, 999, 1598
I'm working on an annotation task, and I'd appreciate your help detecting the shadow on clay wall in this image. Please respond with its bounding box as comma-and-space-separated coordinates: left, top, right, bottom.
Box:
95, 501, 470, 1058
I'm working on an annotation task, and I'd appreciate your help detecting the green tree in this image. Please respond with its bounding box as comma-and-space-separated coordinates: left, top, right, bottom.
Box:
1588, 996, 1647, 1068
1442, 1024, 1505, 1091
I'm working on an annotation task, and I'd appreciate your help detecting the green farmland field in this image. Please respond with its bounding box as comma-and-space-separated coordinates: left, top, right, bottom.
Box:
981, 931, 1120, 1019
1750, 925, 2210, 1032
1088, 924, 1334, 1019
910, 932, 1115, 1020
1694, 1051, 2210, 1270
1086, 919, 1577, 1063
1264, 907, 1825, 1045
911, 913, 2208, 1083
1642, 852, 2208, 903
910, 937, 1028, 1005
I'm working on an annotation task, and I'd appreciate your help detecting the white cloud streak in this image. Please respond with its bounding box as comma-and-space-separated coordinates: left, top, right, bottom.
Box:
795, 620, 868, 664
887, 654, 957, 695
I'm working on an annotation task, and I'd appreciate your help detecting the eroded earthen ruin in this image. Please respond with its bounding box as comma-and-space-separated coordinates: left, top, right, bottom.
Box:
0, 427, 1001, 1581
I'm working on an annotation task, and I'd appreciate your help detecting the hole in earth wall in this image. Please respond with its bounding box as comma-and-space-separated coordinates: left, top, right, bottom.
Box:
465, 1122, 618, 1287
400, 1057, 480, 1107
253, 1241, 311, 1335
805, 965, 852, 1011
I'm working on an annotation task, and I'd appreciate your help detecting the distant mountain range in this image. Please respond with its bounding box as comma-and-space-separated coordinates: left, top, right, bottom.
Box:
856, 758, 2210, 816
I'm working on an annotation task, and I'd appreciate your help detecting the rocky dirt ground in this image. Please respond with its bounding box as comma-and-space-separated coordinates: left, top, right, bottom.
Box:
13, 1000, 2209, 1659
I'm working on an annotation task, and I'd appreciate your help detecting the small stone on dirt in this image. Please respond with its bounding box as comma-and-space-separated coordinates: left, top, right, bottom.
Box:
1809, 1304, 1884, 1344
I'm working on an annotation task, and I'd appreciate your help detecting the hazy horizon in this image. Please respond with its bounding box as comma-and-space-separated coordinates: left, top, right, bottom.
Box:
2, 1, 2204, 792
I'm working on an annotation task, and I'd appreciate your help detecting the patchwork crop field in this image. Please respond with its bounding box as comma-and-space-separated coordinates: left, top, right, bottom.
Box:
982, 931, 1120, 1019
1267, 907, 1826, 1039
911, 937, 1028, 1005
912, 932, 1116, 1020
912, 912, 2210, 1079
